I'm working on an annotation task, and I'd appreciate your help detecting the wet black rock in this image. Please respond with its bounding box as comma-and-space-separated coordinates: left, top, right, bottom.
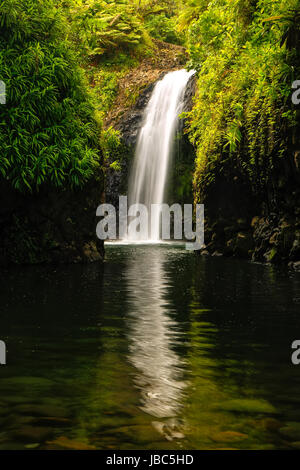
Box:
115, 81, 157, 148
0, 171, 105, 266
197, 212, 300, 269
13, 425, 54, 443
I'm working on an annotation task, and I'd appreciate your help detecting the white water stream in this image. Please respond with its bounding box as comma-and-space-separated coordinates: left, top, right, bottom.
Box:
127, 69, 195, 242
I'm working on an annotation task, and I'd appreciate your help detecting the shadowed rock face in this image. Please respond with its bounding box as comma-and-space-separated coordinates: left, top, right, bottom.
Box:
106, 81, 160, 211
0, 172, 105, 266
106, 83, 157, 211
116, 73, 196, 148
115, 81, 157, 148
181, 73, 197, 114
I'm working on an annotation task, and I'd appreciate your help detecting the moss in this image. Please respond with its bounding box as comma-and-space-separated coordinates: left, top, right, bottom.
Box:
219, 398, 277, 415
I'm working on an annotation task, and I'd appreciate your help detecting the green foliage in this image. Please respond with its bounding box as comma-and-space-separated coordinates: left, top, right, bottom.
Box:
3, 0, 298, 204
0, 0, 101, 192
145, 13, 183, 44
101, 126, 129, 176
133, 0, 179, 18
182, 0, 300, 202
101, 126, 121, 161
0, 0, 187, 195
71, 0, 154, 59
92, 70, 121, 118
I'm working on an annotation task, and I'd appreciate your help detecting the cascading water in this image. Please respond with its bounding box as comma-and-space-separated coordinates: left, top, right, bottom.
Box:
127, 69, 195, 242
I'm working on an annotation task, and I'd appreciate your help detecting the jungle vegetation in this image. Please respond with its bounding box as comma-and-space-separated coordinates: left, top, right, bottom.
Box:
0, 0, 299, 202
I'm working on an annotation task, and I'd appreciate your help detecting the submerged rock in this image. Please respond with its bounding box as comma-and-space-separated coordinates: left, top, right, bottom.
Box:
1, 376, 54, 388
46, 436, 96, 450
257, 418, 282, 432
235, 232, 253, 258
289, 441, 300, 449
152, 420, 185, 441
264, 248, 279, 263
291, 261, 300, 271
219, 399, 277, 414
32, 417, 71, 427
212, 251, 223, 257
200, 250, 210, 256
13, 425, 54, 443
279, 422, 300, 441
101, 424, 163, 445
24, 443, 40, 449
209, 430, 248, 443
13, 404, 70, 419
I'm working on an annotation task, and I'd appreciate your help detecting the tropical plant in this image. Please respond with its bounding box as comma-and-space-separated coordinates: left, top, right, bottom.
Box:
71, 0, 153, 59
182, 0, 300, 204
0, 0, 101, 192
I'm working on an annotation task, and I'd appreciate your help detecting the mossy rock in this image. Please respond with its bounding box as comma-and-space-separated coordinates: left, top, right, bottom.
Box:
0, 376, 54, 390
279, 422, 300, 441
13, 404, 70, 419
13, 425, 54, 443
218, 399, 277, 415
264, 248, 279, 263
45, 436, 97, 450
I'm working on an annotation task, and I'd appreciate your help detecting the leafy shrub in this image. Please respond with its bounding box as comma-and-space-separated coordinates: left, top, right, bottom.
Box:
145, 13, 183, 44
72, 0, 153, 59
0, 0, 101, 192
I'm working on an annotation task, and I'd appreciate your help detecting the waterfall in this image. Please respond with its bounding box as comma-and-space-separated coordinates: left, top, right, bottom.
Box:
127, 69, 195, 242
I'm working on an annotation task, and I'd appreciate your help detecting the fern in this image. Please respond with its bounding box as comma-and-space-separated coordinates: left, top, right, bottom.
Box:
0, 0, 101, 192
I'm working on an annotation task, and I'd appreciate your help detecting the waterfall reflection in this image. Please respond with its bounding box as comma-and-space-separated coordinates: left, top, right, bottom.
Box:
125, 248, 186, 418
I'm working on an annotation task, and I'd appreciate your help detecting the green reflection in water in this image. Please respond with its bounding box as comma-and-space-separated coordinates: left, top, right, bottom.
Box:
0, 244, 300, 449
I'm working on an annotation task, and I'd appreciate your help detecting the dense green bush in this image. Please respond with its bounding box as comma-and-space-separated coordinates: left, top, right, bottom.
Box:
0, 0, 101, 192
0, 0, 186, 194
145, 13, 183, 44
4, 0, 297, 203
180, 0, 300, 203
71, 0, 153, 59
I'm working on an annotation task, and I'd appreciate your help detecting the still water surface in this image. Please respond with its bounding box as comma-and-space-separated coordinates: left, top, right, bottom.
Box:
1, 244, 300, 450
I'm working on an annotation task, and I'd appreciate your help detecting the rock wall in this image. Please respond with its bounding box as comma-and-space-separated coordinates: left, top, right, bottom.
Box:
197, 171, 300, 271
105, 80, 159, 210
0, 172, 105, 266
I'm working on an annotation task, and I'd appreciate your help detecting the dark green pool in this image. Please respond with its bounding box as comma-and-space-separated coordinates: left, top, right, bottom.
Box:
1, 244, 300, 450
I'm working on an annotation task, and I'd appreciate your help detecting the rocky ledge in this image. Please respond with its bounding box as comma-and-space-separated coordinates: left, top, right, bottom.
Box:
198, 213, 300, 271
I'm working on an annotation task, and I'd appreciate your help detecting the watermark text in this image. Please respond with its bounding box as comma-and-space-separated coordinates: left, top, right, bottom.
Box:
0, 340, 6, 365
96, 197, 204, 251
